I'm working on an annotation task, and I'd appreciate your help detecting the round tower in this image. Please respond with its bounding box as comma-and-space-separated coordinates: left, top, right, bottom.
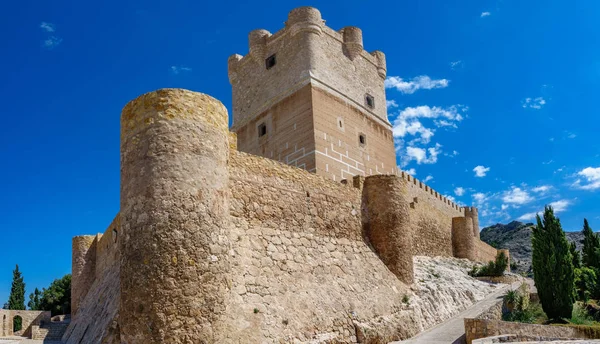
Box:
452, 217, 476, 260
363, 175, 414, 284
342, 26, 363, 60
71, 235, 97, 319
464, 206, 480, 239
119, 89, 231, 343
286, 7, 323, 36
248, 29, 271, 62
370, 50, 387, 79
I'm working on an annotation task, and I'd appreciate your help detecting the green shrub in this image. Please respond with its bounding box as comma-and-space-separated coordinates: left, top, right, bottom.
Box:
575, 267, 597, 303
570, 302, 595, 325
469, 251, 508, 277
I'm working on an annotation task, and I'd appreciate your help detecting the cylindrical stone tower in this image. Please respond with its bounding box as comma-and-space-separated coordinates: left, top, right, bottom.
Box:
363, 175, 414, 284
464, 206, 480, 239
342, 26, 363, 60
452, 217, 476, 260
119, 89, 231, 343
71, 235, 97, 318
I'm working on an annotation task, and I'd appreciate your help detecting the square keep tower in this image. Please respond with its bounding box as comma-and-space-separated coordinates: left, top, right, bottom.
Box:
228, 7, 397, 181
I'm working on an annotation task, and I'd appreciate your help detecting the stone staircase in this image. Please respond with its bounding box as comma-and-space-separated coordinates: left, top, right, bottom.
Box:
32, 321, 69, 341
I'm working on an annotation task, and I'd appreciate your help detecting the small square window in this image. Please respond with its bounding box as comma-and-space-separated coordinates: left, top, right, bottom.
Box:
365, 94, 375, 109
359, 133, 366, 146
258, 123, 267, 137
265, 54, 277, 69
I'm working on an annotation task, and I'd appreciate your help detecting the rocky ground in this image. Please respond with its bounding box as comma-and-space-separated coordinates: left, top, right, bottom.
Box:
480, 221, 584, 274
410, 256, 503, 330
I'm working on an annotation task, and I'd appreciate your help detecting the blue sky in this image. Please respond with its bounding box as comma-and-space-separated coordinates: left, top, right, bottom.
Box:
0, 0, 599, 306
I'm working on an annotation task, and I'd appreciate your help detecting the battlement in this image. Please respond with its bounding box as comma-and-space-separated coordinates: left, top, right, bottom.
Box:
398, 170, 465, 214
228, 6, 389, 131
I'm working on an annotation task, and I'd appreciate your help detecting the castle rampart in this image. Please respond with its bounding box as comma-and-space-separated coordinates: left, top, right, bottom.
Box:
363, 175, 414, 284
118, 89, 232, 343
68, 6, 507, 343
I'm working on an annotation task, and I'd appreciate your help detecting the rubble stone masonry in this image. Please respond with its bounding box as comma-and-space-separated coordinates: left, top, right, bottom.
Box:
68, 6, 506, 343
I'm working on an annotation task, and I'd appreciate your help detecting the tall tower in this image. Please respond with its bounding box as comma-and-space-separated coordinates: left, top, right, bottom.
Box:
228, 7, 396, 181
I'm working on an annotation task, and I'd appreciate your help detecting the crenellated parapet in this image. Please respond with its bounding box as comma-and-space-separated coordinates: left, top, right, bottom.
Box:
227, 6, 390, 131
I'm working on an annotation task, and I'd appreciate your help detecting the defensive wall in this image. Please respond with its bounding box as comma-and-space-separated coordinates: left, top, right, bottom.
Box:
68, 89, 503, 343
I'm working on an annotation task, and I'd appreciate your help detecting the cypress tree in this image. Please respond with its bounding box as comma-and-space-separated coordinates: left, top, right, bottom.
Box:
7, 264, 26, 331
532, 206, 575, 321
570, 241, 581, 269
582, 219, 600, 269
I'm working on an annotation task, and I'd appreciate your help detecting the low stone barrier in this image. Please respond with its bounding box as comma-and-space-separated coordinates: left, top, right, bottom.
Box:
465, 318, 600, 343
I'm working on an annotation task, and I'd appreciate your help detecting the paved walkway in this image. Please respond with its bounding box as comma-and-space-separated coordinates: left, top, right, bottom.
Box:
394, 280, 522, 344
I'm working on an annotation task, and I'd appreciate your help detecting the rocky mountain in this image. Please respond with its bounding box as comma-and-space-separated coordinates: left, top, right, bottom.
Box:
480, 221, 584, 275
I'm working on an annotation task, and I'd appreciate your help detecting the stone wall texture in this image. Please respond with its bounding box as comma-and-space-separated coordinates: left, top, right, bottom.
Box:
67, 86, 506, 343
119, 89, 232, 343
0, 310, 50, 338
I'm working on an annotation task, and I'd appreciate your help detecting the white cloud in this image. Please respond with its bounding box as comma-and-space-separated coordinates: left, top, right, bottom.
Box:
501, 204, 509, 210
472, 192, 488, 206
550, 199, 570, 212
403, 144, 442, 165
522, 97, 546, 109
517, 199, 571, 221
405, 168, 417, 176
43, 36, 62, 49
423, 175, 433, 182
392, 105, 465, 144
454, 187, 465, 196
449, 60, 463, 70
532, 185, 551, 193
386, 100, 398, 109
517, 212, 537, 221
446, 195, 456, 202
385, 75, 449, 94
171, 66, 192, 74
566, 132, 577, 139
502, 187, 533, 206
40, 22, 55, 32
481, 11, 491, 17
572, 167, 600, 190
39, 22, 62, 49
473, 165, 490, 177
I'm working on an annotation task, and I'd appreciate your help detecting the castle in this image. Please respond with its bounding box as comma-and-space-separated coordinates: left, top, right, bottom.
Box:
61, 7, 506, 344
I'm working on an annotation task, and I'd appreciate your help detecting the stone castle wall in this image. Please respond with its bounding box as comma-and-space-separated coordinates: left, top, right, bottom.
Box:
69, 88, 504, 343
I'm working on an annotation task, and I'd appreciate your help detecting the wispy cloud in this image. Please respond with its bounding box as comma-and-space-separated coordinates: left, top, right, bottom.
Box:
449, 60, 463, 70
170, 66, 192, 74
572, 167, 600, 190
454, 187, 465, 196
481, 12, 491, 17
40, 22, 62, 49
405, 168, 417, 176
532, 185, 552, 193
43, 36, 62, 49
423, 175, 433, 183
473, 165, 490, 177
517, 199, 571, 221
40, 22, 55, 32
386, 100, 398, 109
385, 75, 449, 94
522, 97, 546, 109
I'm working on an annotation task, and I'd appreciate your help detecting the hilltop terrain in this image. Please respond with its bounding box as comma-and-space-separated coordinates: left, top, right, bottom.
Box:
480, 221, 584, 274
